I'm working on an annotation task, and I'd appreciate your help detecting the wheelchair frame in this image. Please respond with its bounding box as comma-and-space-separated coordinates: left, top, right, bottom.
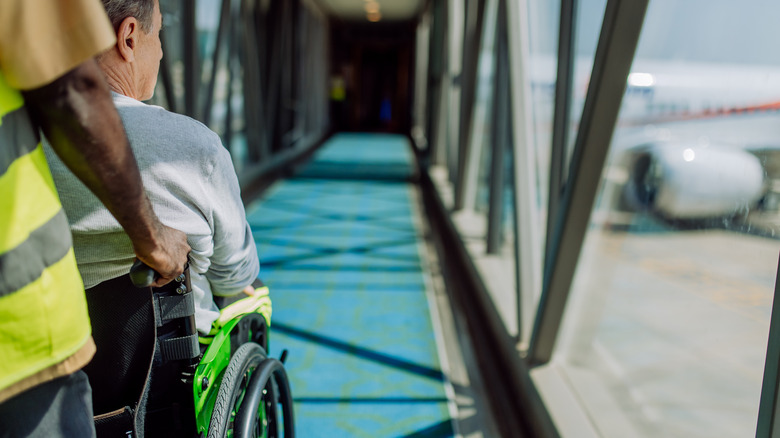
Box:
194, 291, 294, 437
85, 264, 295, 438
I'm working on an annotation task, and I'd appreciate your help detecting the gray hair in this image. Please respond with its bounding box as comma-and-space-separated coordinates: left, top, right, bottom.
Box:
101, 0, 156, 33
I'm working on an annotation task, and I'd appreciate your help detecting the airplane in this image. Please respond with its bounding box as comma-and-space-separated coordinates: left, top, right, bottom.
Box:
528, 55, 780, 223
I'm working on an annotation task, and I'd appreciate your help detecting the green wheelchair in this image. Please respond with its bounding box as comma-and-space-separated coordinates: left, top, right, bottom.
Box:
82, 263, 294, 438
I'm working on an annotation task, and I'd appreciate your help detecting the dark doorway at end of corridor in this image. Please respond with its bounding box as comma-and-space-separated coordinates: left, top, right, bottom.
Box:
329, 20, 416, 134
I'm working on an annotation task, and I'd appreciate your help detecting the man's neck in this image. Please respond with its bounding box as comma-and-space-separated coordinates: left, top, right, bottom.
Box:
97, 56, 139, 100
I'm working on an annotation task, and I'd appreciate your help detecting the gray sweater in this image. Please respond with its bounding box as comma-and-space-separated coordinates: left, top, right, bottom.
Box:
44, 93, 260, 334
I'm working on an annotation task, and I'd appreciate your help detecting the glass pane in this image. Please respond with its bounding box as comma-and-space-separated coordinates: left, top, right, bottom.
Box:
474, 0, 498, 214
567, 0, 607, 166
200, 0, 247, 168
526, 0, 559, 189
554, 0, 780, 436
524, 0, 568, 344
202, 2, 232, 136
154, 0, 186, 110
470, 0, 521, 335
197, 0, 222, 86
299, 7, 328, 140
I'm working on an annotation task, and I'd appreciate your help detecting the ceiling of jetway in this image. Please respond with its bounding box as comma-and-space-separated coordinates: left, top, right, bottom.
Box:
313, 0, 423, 22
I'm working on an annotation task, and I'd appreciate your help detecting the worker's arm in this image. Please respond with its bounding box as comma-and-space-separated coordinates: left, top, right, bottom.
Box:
22, 58, 189, 287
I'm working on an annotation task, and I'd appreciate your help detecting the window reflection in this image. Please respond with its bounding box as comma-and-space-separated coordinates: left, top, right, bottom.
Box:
553, 0, 780, 436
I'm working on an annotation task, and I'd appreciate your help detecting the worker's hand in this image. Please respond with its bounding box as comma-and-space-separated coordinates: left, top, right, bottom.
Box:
133, 222, 190, 287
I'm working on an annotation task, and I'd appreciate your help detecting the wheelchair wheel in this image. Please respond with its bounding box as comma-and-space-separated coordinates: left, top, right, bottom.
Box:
234, 357, 294, 438
207, 343, 266, 438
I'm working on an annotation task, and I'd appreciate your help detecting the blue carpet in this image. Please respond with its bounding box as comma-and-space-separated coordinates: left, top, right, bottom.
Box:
245, 133, 453, 437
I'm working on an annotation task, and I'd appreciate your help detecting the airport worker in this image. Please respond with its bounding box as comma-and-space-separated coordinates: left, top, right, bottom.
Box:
0, 0, 190, 436
45, 0, 261, 336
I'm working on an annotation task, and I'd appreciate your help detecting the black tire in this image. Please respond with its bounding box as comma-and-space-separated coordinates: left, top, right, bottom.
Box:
207, 343, 267, 438
234, 358, 295, 438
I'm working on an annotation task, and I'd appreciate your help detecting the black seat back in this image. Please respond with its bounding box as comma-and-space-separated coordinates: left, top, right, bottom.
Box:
84, 275, 156, 437
84, 269, 200, 438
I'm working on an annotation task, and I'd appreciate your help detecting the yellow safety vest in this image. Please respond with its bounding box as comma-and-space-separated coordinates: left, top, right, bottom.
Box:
0, 71, 92, 392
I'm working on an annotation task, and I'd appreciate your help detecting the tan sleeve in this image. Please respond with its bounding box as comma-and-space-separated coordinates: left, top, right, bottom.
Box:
0, 0, 117, 90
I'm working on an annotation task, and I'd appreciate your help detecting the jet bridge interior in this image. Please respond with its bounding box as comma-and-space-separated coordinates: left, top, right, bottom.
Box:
147, 0, 780, 436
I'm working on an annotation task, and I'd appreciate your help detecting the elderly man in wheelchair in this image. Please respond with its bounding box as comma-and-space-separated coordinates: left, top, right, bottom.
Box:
42, 0, 294, 436
81, 263, 294, 438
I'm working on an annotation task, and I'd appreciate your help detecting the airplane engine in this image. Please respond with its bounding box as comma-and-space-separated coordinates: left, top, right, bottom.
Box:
623, 143, 766, 219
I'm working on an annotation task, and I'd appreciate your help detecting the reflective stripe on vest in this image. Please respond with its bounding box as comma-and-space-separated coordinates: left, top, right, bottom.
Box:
0, 71, 91, 392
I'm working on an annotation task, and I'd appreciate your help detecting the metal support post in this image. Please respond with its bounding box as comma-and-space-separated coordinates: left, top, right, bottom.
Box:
544, 0, 578, 267
454, 0, 487, 211
528, 0, 649, 366
757, 254, 780, 437
486, 0, 509, 255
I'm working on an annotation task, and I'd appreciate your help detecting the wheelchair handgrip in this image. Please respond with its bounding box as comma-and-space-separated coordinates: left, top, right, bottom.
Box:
129, 259, 157, 288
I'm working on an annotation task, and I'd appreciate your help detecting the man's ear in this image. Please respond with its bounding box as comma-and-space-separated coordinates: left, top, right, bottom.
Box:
116, 16, 140, 62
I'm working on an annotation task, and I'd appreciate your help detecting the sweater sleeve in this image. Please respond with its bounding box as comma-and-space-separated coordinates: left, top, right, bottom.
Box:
202, 145, 260, 296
